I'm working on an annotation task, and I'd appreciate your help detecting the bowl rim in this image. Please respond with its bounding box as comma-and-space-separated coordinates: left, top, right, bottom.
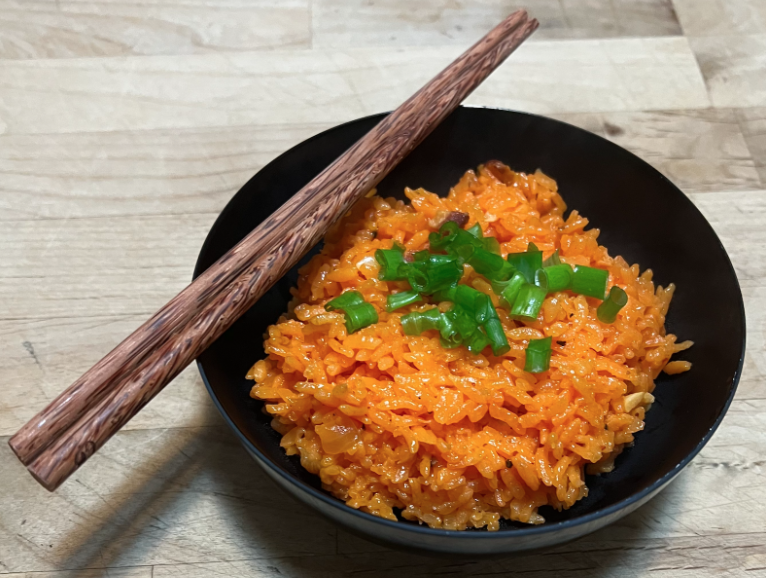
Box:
194, 105, 746, 540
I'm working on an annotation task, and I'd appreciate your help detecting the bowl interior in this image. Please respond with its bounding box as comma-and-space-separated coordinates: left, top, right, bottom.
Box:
194, 107, 744, 533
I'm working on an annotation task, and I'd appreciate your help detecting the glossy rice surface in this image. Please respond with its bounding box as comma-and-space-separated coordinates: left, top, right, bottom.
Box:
247, 162, 691, 531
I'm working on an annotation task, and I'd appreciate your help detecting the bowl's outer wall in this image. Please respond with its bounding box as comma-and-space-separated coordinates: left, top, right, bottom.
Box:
194, 107, 744, 554
245, 444, 668, 555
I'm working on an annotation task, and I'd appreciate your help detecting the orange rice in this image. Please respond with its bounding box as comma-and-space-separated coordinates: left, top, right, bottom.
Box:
247, 161, 692, 530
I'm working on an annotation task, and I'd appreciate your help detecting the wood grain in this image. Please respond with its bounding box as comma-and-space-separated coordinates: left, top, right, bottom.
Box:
0, 0, 311, 59
690, 33, 766, 108
0, 37, 710, 137
0, 123, 333, 220
555, 109, 763, 192
673, 0, 766, 37
737, 107, 766, 185
13, 11, 539, 482
1, 412, 765, 575
313, 0, 682, 46
0, 214, 215, 320
0, 316, 221, 437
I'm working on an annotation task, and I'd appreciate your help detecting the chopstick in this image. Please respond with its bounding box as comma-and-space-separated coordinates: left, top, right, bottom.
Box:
11, 10, 539, 491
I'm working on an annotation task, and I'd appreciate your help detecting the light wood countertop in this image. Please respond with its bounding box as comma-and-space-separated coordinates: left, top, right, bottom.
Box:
1, 1, 765, 576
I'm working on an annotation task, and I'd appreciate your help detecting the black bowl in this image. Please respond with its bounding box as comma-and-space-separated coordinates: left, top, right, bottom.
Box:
193, 107, 745, 555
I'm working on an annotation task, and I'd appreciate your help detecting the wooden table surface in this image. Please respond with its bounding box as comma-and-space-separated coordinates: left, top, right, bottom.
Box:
1, 1, 765, 576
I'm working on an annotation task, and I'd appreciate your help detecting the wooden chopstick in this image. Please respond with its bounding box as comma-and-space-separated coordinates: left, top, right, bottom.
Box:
12, 11, 539, 490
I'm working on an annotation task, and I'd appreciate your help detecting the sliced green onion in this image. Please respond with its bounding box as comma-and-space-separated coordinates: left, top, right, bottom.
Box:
454, 307, 478, 337
428, 262, 464, 293
425, 253, 456, 266
524, 336, 552, 373
399, 300, 506, 356
432, 220, 504, 258
597, 286, 628, 323
432, 284, 458, 302
429, 221, 460, 251
449, 230, 482, 253
528, 242, 539, 252
510, 283, 546, 320
468, 247, 514, 281
484, 319, 510, 356
343, 303, 378, 333
507, 247, 543, 284
543, 250, 562, 267
495, 272, 526, 308
406, 264, 430, 293
482, 300, 510, 356
438, 308, 460, 342
400, 313, 418, 335
482, 236, 501, 255
400, 308, 442, 335
463, 222, 502, 253
375, 245, 408, 281
386, 290, 422, 312
544, 263, 574, 293
466, 223, 483, 238
572, 265, 608, 299
533, 269, 548, 292
465, 328, 491, 354
453, 243, 475, 264
325, 290, 365, 311
326, 292, 379, 333
408, 255, 463, 295
413, 250, 430, 262
454, 285, 490, 324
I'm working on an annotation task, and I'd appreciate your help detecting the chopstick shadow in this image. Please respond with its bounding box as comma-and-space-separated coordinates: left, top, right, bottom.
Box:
53, 422, 223, 571
54, 413, 690, 576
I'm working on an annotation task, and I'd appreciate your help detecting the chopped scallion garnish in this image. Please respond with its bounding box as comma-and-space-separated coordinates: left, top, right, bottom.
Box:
429, 221, 460, 251
506, 245, 543, 284
454, 285, 491, 324
524, 336, 552, 373
406, 265, 430, 293
325, 290, 365, 311
400, 308, 442, 335
405, 254, 463, 295
326, 291, 378, 333
466, 223, 483, 238
484, 319, 509, 356
430, 221, 502, 258
343, 303, 379, 333
467, 247, 514, 281
482, 236, 501, 254
432, 284, 458, 302
438, 308, 460, 344
510, 283, 546, 320
533, 268, 548, 293
482, 300, 510, 356
543, 250, 562, 267
571, 265, 608, 299
465, 328, 491, 354
597, 286, 628, 323
375, 244, 408, 281
496, 272, 526, 309
386, 290, 422, 312
544, 263, 574, 293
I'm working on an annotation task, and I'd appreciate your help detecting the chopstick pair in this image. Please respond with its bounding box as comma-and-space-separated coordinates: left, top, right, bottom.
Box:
9, 10, 539, 491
